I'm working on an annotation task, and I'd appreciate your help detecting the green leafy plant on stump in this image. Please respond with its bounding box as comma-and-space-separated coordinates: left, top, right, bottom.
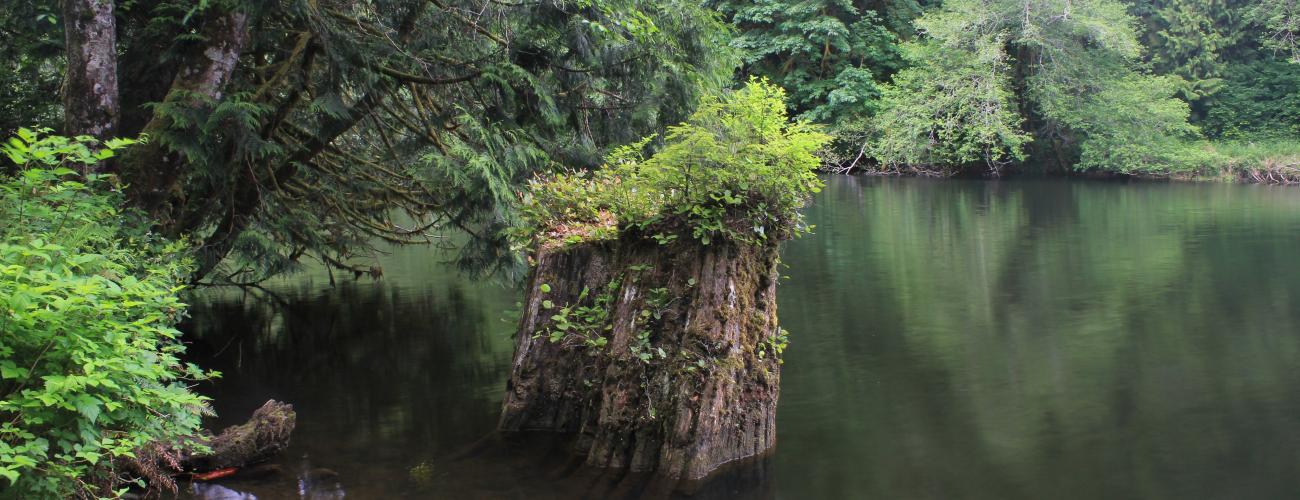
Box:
513, 79, 832, 250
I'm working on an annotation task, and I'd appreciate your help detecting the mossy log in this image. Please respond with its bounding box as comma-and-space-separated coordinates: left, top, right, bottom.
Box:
499, 236, 784, 481
184, 399, 296, 471
126, 400, 296, 492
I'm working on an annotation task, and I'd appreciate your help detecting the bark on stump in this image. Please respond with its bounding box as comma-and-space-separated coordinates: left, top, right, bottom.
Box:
500, 236, 784, 481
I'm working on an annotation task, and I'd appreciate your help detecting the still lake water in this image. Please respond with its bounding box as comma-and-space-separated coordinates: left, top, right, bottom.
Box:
183, 176, 1300, 499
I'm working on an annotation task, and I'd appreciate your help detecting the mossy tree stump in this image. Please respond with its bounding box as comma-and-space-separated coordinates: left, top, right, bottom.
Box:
499, 234, 784, 480
498, 80, 828, 481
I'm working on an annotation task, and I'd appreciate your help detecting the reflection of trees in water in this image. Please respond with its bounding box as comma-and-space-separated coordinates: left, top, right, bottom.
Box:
181, 282, 517, 498
175, 178, 1300, 498
777, 176, 1300, 499
185, 282, 511, 443
181, 283, 773, 499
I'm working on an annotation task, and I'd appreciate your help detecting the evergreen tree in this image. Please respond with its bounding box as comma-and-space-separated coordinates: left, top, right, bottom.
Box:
2, 1, 736, 282
1257, 0, 1300, 61
1127, 0, 1261, 118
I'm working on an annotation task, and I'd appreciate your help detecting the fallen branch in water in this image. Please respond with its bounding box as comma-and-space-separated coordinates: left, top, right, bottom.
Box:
123, 400, 296, 495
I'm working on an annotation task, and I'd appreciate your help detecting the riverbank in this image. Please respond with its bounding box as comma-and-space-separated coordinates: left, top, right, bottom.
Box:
841, 138, 1300, 185
1200, 139, 1300, 184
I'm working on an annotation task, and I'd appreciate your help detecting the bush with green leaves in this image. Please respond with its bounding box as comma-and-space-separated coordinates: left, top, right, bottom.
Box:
514, 80, 831, 250
0, 130, 212, 498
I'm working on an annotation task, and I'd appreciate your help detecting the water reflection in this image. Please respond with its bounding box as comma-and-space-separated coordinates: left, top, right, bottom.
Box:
183, 280, 515, 498
775, 176, 1300, 499
183, 176, 1300, 499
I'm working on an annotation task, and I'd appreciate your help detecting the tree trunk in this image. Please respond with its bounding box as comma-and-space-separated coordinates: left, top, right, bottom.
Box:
500, 235, 784, 481
120, 9, 250, 226
61, 0, 119, 143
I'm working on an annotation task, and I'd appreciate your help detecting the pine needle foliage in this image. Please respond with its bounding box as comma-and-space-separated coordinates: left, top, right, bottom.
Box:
5, 0, 736, 283
708, 0, 926, 160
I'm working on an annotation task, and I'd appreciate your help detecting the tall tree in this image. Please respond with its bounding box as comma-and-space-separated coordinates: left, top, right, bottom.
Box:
1257, 0, 1300, 61
869, 0, 1200, 174
715, 1, 899, 119
1126, 0, 1262, 120
708, 0, 924, 149
59, 0, 118, 142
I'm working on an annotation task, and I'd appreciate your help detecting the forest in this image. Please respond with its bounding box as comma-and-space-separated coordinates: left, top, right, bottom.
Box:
2, 0, 1299, 497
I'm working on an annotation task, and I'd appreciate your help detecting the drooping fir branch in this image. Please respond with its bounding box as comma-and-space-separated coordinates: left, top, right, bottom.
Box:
79, 0, 734, 283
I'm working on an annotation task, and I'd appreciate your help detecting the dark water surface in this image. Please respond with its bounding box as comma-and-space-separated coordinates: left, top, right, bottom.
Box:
183, 176, 1300, 499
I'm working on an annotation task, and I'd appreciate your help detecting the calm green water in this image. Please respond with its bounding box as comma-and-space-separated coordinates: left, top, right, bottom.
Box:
183, 176, 1300, 499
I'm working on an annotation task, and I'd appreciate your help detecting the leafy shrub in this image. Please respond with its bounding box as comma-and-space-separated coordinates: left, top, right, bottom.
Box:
0, 130, 212, 497
514, 79, 831, 250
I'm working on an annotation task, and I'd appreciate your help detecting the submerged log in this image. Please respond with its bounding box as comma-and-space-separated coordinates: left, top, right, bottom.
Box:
500, 235, 784, 481
125, 400, 296, 493
184, 399, 296, 472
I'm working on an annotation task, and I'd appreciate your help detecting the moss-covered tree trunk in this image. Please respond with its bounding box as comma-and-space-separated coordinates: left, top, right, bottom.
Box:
499, 235, 785, 481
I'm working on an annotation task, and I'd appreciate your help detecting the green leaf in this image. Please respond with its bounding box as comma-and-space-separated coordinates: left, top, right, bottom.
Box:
0, 466, 19, 485
74, 398, 101, 424
0, 361, 27, 380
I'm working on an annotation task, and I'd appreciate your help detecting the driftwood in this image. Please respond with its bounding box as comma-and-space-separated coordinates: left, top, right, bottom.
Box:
125, 400, 296, 494
185, 400, 295, 471
1241, 163, 1300, 184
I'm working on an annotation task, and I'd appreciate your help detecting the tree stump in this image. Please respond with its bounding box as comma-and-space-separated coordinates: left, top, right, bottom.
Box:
499, 235, 784, 481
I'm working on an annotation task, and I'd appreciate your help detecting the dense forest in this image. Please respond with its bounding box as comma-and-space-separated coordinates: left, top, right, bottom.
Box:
709, 0, 1300, 177
1, 0, 1299, 497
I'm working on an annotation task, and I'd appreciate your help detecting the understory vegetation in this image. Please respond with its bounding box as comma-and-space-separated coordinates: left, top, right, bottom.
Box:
0, 131, 211, 497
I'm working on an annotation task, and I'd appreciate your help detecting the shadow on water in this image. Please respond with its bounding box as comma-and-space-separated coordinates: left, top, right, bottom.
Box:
181, 278, 769, 499
182, 176, 1300, 499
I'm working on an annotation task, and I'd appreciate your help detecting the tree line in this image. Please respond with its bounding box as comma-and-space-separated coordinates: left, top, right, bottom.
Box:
712, 0, 1299, 177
